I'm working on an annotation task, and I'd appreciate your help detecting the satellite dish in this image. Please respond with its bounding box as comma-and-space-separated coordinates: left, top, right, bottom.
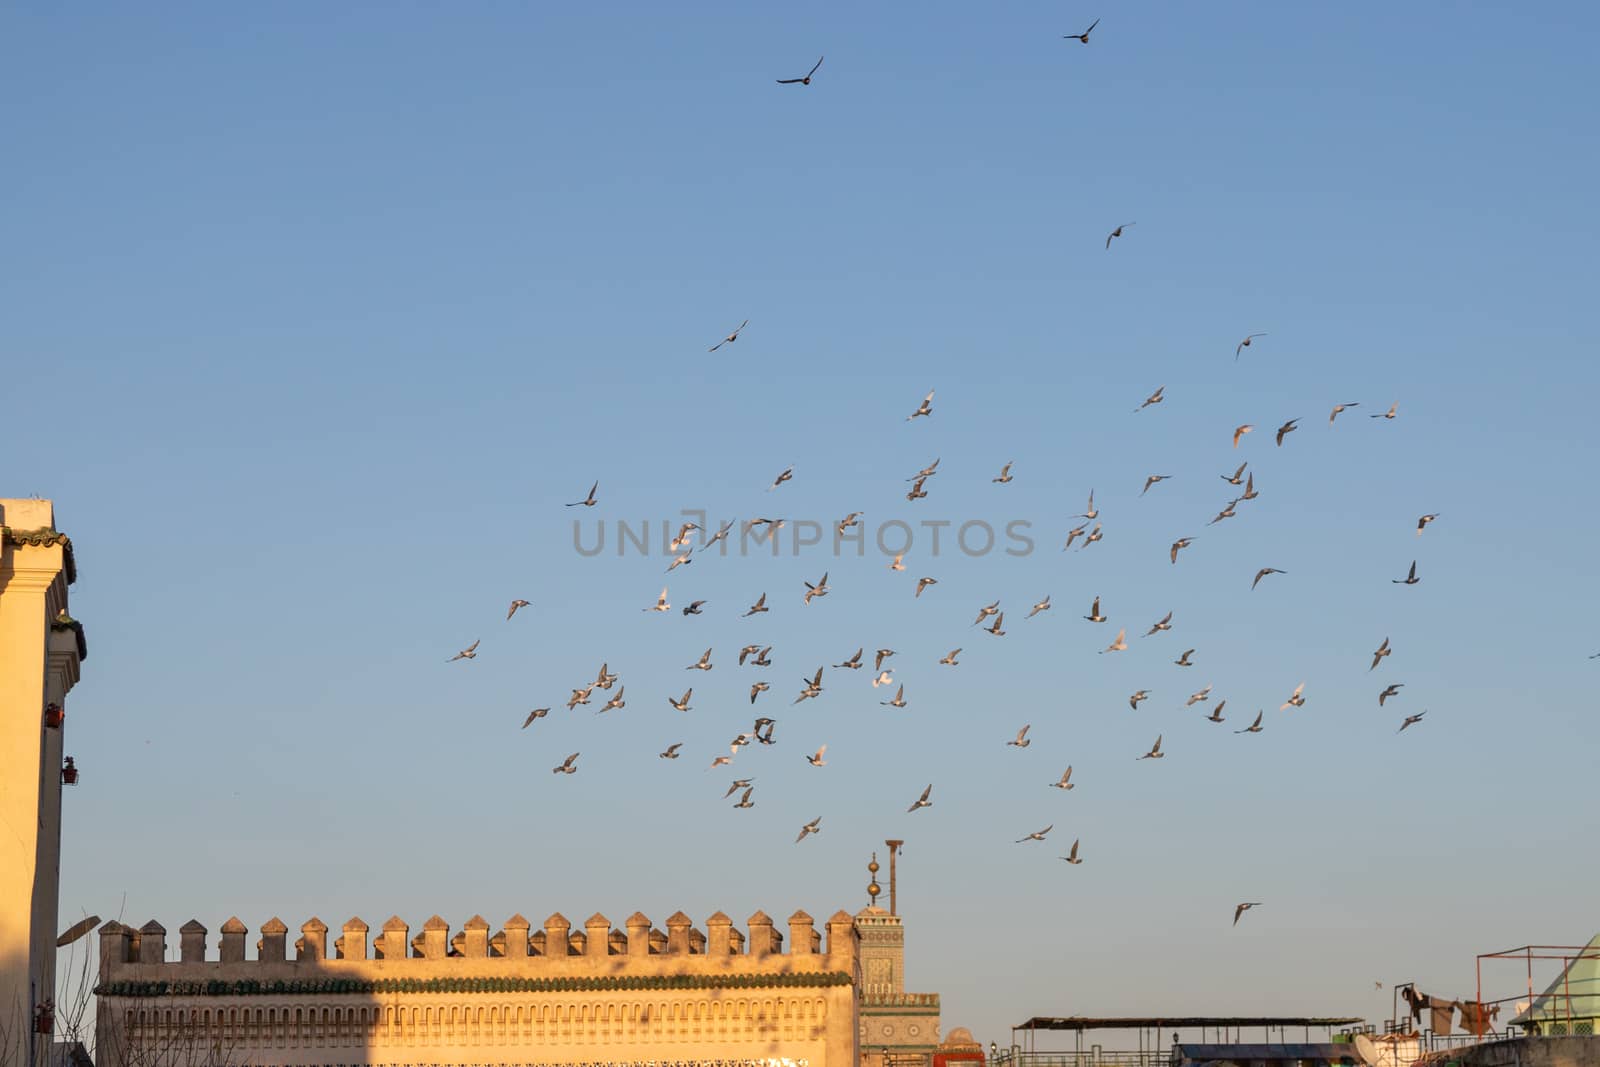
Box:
1353, 1034, 1378, 1065
56, 916, 101, 947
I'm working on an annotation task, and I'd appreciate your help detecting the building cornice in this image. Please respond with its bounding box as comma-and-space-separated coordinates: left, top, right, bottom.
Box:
1, 526, 77, 584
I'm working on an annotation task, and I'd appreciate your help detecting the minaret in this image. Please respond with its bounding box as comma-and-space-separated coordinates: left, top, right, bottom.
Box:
855, 852, 904, 996
0, 499, 86, 1067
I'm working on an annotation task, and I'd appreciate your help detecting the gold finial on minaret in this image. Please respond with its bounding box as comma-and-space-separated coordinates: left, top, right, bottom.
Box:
867, 852, 881, 906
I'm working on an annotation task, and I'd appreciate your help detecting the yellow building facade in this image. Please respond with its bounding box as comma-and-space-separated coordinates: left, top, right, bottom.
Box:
0, 499, 86, 1067
95, 910, 861, 1067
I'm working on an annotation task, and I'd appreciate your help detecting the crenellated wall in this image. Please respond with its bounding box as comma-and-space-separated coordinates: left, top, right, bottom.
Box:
95, 910, 861, 1067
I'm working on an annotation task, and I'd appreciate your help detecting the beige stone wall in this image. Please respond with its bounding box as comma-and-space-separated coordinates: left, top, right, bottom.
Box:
96, 912, 861, 1067
0, 500, 83, 1067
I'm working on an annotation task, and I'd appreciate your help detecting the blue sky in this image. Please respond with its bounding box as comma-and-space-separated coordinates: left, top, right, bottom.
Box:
6, 0, 1600, 1046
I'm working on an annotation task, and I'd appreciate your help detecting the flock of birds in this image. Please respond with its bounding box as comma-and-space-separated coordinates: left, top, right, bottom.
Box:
445, 373, 1444, 926
438, 23, 1469, 929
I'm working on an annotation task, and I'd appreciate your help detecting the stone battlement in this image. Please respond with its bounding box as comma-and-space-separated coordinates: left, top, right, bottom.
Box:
98, 911, 859, 979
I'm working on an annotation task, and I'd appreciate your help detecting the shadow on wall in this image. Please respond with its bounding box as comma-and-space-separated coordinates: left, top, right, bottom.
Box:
92, 910, 861, 1067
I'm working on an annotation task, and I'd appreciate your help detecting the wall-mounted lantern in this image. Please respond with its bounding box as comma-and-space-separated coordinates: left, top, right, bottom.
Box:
62, 757, 79, 785
44, 703, 65, 729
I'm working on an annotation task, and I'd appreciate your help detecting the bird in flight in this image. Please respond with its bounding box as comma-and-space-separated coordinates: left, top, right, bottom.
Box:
1007, 725, 1032, 748
447, 640, 480, 663
1050, 766, 1075, 790
1185, 684, 1213, 707
993, 461, 1014, 484
907, 389, 935, 420
1235, 710, 1264, 734
1252, 567, 1286, 590
1235, 334, 1267, 360
835, 512, 863, 538
1082, 523, 1105, 549
596, 662, 619, 689
668, 688, 693, 713
1139, 734, 1164, 760
664, 550, 692, 573
1210, 500, 1238, 526
1371, 402, 1399, 420
743, 593, 768, 617
1170, 537, 1195, 564
875, 648, 896, 672
795, 816, 822, 843
1142, 474, 1171, 496
907, 784, 933, 812
1281, 682, 1306, 710
645, 587, 671, 613
686, 648, 714, 672
1064, 18, 1100, 43
1239, 472, 1259, 500
768, 466, 795, 492
795, 667, 825, 704
1084, 596, 1107, 623
521, 708, 549, 729
1144, 611, 1173, 637
1416, 514, 1439, 535
939, 648, 962, 666
1275, 418, 1300, 447
600, 686, 626, 713
835, 648, 863, 670
872, 669, 894, 689
1016, 824, 1053, 844
506, 599, 530, 620
881, 685, 908, 709
986, 612, 1007, 636
682, 600, 706, 616
1329, 402, 1360, 424
802, 571, 830, 605
1393, 560, 1420, 585
1062, 522, 1089, 550
777, 57, 824, 86
732, 787, 755, 810
915, 576, 938, 598
1233, 424, 1254, 448
1378, 683, 1404, 707
703, 520, 736, 550
552, 752, 580, 775
1136, 385, 1164, 412
1205, 703, 1226, 724
1027, 595, 1052, 619
708, 755, 732, 770
1060, 839, 1083, 864
1105, 222, 1134, 249
888, 552, 906, 571
1101, 628, 1128, 654
749, 681, 770, 704
806, 745, 827, 767
1175, 648, 1195, 667
905, 476, 930, 502
1398, 711, 1427, 733
1371, 637, 1391, 671
709, 320, 749, 351
1222, 462, 1247, 486
658, 743, 681, 760
1079, 489, 1099, 520
1233, 902, 1262, 926
1129, 690, 1150, 711
566, 481, 598, 508
567, 686, 594, 710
